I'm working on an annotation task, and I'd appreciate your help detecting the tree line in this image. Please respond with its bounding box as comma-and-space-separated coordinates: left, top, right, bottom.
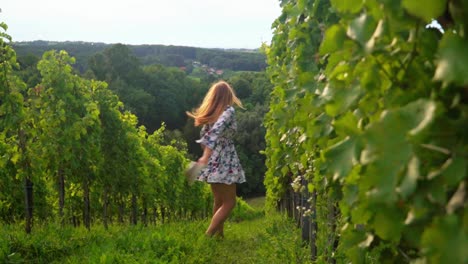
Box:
13, 41, 267, 73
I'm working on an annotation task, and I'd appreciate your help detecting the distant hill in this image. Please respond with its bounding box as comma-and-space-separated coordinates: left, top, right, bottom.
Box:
13, 41, 267, 73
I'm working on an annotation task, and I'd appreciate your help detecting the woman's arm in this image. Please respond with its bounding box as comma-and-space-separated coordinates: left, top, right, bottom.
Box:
196, 106, 234, 150
196, 106, 234, 164
197, 147, 212, 165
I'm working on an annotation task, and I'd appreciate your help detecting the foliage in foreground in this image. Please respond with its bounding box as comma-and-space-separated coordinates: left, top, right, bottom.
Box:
0, 211, 310, 264
264, 0, 467, 263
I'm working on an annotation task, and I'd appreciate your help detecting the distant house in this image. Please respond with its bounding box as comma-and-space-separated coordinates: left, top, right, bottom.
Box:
179, 66, 186, 71
215, 70, 224, 75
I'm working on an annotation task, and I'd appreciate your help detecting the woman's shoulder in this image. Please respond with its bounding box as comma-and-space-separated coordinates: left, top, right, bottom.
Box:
225, 105, 235, 113
223, 106, 236, 117
218, 106, 235, 121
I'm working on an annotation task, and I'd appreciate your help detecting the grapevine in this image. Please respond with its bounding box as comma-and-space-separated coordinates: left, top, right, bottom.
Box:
264, 0, 468, 262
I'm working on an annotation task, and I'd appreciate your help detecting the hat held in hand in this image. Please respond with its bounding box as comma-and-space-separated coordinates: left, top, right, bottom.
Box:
184, 161, 206, 185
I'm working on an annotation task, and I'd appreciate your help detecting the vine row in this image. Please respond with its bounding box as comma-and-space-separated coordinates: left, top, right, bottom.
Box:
264, 0, 467, 262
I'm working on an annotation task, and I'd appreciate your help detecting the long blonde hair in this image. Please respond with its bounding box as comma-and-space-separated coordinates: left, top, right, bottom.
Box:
187, 81, 242, 126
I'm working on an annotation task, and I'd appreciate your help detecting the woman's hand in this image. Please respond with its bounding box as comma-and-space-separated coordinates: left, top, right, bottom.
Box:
198, 146, 212, 165
197, 156, 209, 165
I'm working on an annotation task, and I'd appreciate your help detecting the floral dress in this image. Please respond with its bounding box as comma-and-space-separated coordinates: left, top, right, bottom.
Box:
196, 106, 246, 184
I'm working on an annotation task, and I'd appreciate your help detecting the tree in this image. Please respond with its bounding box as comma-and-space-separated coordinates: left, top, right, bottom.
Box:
36, 50, 101, 225
235, 104, 268, 196
0, 22, 32, 232
228, 76, 252, 99
16, 53, 41, 87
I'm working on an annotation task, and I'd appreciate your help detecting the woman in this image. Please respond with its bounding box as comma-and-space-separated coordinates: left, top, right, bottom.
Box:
186, 80, 246, 237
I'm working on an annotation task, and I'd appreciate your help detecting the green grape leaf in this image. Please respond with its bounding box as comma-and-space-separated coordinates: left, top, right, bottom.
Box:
434, 33, 468, 86
362, 100, 437, 165
325, 136, 362, 180
324, 84, 361, 117
341, 227, 366, 263
446, 181, 466, 214
320, 25, 346, 55
441, 156, 467, 187
405, 100, 437, 136
330, 0, 364, 13
0, 22, 8, 31
346, 247, 365, 263
421, 215, 468, 263
402, 0, 446, 22
347, 13, 377, 46
333, 111, 361, 137
399, 155, 420, 198
361, 100, 436, 202
359, 64, 381, 92
366, 19, 386, 51
372, 206, 405, 241
0, 32, 12, 42
428, 179, 448, 204
342, 184, 359, 208
351, 201, 373, 224
10, 152, 20, 164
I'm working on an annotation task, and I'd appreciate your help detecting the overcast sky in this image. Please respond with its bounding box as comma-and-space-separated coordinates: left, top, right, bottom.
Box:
1, 0, 282, 49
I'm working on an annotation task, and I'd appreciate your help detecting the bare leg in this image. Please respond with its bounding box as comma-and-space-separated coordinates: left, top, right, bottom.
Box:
206, 183, 236, 237
211, 184, 224, 237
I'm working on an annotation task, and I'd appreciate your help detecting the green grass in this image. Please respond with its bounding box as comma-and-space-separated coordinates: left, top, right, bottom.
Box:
245, 196, 266, 210
1, 204, 312, 263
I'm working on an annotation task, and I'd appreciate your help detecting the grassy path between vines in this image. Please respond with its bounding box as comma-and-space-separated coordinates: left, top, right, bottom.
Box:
1, 197, 312, 264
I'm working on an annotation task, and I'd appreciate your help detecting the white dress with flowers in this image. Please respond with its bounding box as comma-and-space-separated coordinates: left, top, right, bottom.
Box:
196, 106, 246, 184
